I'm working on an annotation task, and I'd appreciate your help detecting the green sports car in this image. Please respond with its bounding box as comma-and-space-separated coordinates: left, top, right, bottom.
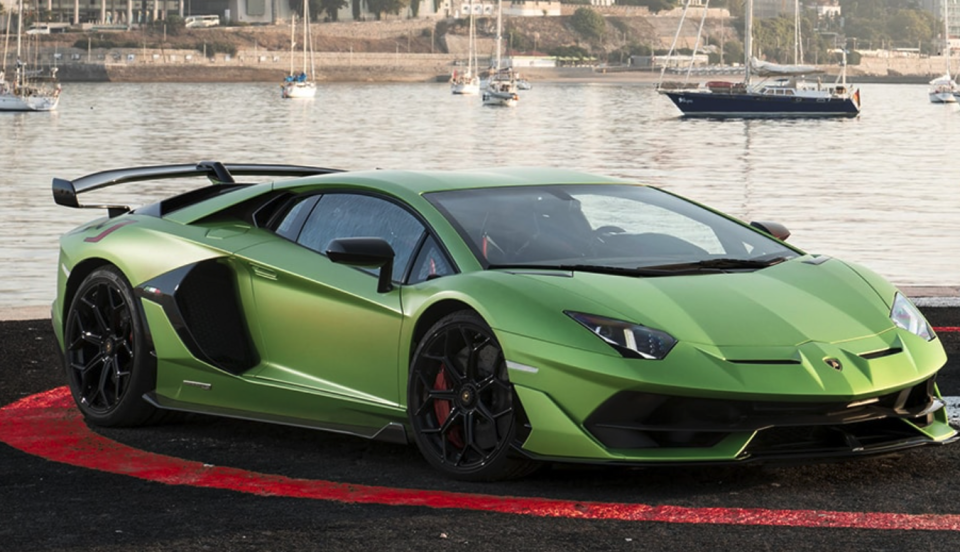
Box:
51, 162, 956, 480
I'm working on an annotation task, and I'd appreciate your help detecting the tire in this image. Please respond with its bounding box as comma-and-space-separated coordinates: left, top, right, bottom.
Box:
407, 310, 539, 481
63, 266, 160, 427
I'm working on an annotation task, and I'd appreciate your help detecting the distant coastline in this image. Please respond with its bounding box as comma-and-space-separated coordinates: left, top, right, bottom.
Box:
53, 62, 934, 85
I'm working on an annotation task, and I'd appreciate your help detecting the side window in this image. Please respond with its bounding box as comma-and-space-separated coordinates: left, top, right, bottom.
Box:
275, 195, 321, 241
408, 235, 454, 284
297, 194, 426, 282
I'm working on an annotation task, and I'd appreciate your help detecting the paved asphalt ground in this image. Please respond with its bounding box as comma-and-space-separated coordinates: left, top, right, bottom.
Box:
2, 306, 960, 551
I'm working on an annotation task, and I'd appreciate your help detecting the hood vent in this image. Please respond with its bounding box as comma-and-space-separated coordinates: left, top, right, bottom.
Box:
727, 359, 801, 365
859, 348, 903, 360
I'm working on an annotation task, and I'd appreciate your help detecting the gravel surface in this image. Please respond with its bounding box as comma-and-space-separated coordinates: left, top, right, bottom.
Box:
3, 314, 960, 551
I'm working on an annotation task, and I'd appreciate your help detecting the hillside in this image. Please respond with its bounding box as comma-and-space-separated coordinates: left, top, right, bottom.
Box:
30, 10, 716, 60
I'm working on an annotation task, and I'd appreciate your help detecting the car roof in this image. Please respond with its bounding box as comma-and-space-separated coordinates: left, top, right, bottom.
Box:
273, 167, 637, 196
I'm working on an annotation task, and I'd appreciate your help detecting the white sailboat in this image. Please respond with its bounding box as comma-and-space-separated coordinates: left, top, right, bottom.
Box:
930, 0, 958, 103
0, 0, 61, 112
281, 1, 317, 99
451, 1, 481, 95
481, 0, 519, 107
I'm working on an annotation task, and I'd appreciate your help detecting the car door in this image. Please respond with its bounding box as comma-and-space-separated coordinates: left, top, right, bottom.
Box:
235, 192, 429, 411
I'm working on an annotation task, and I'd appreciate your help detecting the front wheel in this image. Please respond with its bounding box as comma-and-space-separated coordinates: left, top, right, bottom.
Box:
63, 266, 160, 427
407, 311, 538, 481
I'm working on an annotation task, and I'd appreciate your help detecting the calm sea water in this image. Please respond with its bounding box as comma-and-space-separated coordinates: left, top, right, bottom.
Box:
2, 81, 959, 307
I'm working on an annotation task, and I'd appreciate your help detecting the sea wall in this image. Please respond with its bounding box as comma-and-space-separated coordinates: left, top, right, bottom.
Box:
52, 49, 461, 83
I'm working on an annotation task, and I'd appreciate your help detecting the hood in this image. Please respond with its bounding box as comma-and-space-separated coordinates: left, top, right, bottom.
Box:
514, 257, 895, 348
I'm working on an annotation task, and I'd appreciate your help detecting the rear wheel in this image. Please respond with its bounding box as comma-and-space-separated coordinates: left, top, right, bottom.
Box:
63, 266, 160, 427
408, 311, 538, 481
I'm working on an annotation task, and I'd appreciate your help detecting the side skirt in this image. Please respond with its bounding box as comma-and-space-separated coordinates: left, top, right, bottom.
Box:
142, 392, 410, 445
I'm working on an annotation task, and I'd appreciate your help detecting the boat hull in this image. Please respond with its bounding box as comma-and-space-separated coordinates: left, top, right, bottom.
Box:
0, 91, 60, 111
482, 90, 518, 107
930, 91, 957, 103
661, 90, 860, 118
451, 80, 480, 95
282, 82, 317, 99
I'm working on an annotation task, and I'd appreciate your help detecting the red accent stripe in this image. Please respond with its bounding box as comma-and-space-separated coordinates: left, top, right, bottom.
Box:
84, 220, 137, 243
934, 327, 960, 333
2, 388, 960, 530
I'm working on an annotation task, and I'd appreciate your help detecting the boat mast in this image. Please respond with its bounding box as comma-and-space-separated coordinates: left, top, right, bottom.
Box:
495, 0, 502, 71
15, 0, 26, 89
468, 0, 476, 77
944, 0, 951, 78
289, 11, 295, 76
743, 0, 753, 84
794, 0, 802, 65
2, 8, 10, 77
302, 0, 309, 76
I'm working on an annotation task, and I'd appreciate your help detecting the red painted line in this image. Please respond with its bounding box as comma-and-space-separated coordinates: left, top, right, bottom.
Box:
934, 327, 960, 333
2, 387, 960, 531
84, 220, 137, 243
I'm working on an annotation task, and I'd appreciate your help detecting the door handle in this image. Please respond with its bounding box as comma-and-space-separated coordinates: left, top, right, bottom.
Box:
251, 264, 277, 280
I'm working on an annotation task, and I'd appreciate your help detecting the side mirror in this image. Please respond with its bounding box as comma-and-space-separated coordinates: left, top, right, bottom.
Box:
326, 237, 395, 293
750, 221, 790, 242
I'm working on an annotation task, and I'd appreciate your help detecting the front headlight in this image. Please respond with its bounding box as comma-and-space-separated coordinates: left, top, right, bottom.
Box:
566, 311, 677, 360
890, 293, 935, 341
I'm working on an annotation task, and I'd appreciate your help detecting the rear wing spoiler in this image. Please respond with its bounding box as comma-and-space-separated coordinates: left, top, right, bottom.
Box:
52, 161, 342, 217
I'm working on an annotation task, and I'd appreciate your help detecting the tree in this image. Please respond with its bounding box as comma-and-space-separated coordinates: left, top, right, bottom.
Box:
289, 0, 333, 21
366, 0, 408, 20
319, 0, 348, 20
840, 0, 939, 53
570, 7, 605, 41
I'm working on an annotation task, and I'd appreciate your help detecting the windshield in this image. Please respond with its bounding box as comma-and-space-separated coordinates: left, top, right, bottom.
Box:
426, 184, 801, 271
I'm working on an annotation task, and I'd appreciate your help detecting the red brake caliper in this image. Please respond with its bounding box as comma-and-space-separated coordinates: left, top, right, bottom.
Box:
432, 366, 464, 448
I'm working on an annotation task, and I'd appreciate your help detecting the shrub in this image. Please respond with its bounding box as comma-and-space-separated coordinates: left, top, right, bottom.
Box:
569, 7, 605, 41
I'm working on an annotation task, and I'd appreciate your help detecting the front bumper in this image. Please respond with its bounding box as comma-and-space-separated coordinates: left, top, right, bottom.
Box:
501, 328, 957, 464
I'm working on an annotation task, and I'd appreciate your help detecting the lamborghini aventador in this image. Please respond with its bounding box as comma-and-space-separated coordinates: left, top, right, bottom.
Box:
50, 162, 956, 480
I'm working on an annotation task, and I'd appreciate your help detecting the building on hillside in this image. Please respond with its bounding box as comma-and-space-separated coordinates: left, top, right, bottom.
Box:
811, 0, 840, 22
449, 1, 560, 18
4, 0, 567, 26
921, 0, 960, 52
753, 0, 842, 21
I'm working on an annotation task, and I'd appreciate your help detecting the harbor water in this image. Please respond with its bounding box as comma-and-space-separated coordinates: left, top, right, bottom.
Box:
2, 80, 959, 308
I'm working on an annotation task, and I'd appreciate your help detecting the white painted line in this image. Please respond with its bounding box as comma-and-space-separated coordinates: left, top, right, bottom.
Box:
913, 297, 960, 308
0, 306, 51, 321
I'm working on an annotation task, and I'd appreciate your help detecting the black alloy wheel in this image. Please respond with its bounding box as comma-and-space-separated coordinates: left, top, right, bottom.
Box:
408, 310, 537, 481
63, 266, 160, 427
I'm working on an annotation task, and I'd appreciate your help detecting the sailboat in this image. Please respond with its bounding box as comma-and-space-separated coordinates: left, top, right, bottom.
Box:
281, 0, 317, 99
929, 0, 958, 103
658, 0, 860, 118
0, 0, 61, 112
450, 1, 481, 95
481, 0, 519, 107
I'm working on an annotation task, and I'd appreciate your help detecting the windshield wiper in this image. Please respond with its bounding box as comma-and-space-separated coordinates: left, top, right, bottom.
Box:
487, 264, 684, 277
642, 256, 790, 272
488, 256, 789, 278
